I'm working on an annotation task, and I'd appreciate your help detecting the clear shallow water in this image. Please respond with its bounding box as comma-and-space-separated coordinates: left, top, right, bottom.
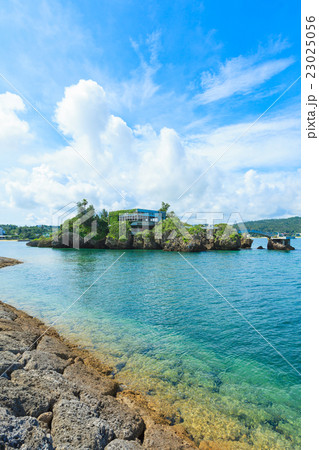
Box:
0, 240, 301, 448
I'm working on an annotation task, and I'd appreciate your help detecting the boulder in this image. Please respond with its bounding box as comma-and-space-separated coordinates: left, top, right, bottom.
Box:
82, 394, 145, 441
20, 350, 72, 373
37, 411, 53, 430
63, 360, 118, 397
143, 424, 195, 449
51, 399, 114, 449
0, 304, 17, 321
0, 407, 53, 449
0, 377, 50, 417
0, 329, 39, 354
36, 335, 74, 360
0, 350, 23, 375
106, 439, 143, 449
11, 369, 79, 407
257, 246, 264, 249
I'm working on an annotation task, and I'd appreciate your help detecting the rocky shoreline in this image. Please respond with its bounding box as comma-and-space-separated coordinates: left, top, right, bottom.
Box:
0, 300, 197, 449
27, 228, 253, 252
0, 257, 23, 269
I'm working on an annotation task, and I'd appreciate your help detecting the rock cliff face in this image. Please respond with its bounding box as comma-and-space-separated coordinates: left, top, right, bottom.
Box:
240, 237, 253, 249
27, 233, 107, 249
0, 301, 196, 449
27, 225, 243, 252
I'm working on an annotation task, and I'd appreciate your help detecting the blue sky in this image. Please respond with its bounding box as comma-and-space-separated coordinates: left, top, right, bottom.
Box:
0, 0, 300, 224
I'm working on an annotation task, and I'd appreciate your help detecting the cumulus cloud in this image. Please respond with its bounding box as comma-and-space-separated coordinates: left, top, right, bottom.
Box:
0, 92, 32, 150
0, 79, 300, 224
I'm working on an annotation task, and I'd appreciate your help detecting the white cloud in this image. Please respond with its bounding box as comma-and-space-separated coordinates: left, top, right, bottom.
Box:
195, 54, 294, 104
0, 92, 32, 149
0, 79, 300, 224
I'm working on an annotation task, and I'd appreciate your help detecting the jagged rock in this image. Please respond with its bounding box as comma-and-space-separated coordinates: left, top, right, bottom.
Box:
106, 439, 143, 449
36, 335, 74, 359
20, 350, 72, 373
0, 329, 39, 354
211, 235, 241, 250
51, 399, 114, 449
27, 234, 108, 249
11, 369, 79, 407
0, 350, 23, 375
63, 360, 118, 397
0, 377, 50, 417
27, 238, 53, 248
162, 235, 205, 252
240, 237, 253, 249
132, 232, 160, 250
143, 424, 195, 449
0, 407, 53, 449
81, 394, 145, 441
106, 235, 133, 249
37, 411, 53, 430
0, 305, 17, 321
0, 257, 23, 269
267, 239, 295, 250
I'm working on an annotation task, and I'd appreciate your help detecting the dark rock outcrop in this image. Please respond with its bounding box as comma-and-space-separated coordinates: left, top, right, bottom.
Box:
0, 257, 22, 269
27, 233, 108, 249
267, 239, 295, 250
257, 246, 264, 249
240, 237, 253, 249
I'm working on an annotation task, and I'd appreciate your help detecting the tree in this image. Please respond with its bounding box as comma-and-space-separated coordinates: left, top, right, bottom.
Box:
159, 202, 170, 212
76, 199, 88, 215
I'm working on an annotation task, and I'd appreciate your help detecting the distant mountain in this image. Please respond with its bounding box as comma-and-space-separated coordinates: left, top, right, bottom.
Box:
235, 217, 301, 236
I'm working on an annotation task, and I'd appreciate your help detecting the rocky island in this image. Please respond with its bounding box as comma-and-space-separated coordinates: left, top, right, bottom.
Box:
26, 201, 251, 252
0, 300, 197, 449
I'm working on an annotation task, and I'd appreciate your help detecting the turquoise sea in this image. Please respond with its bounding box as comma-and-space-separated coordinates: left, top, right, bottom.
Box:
0, 239, 301, 448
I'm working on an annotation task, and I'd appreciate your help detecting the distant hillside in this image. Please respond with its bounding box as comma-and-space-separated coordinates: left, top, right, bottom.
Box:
0, 224, 56, 240
235, 217, 301, 236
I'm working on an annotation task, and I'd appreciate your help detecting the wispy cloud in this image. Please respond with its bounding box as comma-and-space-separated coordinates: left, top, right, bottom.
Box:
195, 54, 294, 104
